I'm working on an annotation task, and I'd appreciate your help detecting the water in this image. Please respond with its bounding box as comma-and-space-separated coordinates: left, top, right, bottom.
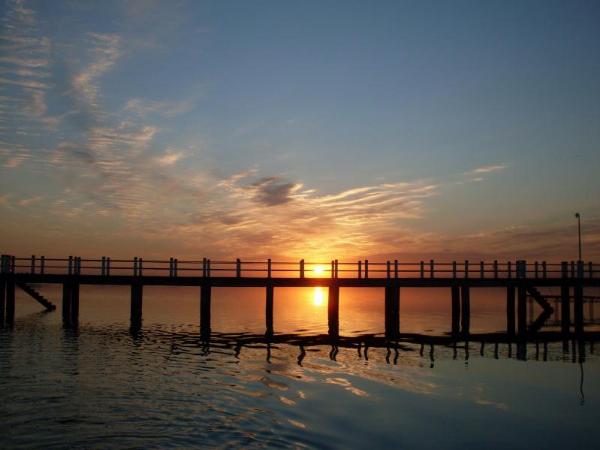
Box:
1, 286, 599, 449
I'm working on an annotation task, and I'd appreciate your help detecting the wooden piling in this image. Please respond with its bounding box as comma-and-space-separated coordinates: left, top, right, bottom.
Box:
506, 286, 515, 336
62, 282, 71, 322
0, 278, 5, 322
328, 285, 339, 337
266, 284, 274, 336
451, 285, 460, 335
517, 285, 527, 336
461, 285, 470, 334
130, 282, 143, 326
70, 282, 79, 324
200, 284, 211, 338
5, 279, 15, 324
384, 284, 400, 339
574, 282, 584, 335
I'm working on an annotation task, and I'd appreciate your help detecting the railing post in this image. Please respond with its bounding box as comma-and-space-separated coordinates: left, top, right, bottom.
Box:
10, 256, 15, 273
430, 260, 434, 278
452, 261, 457, 278
101, 257, 106, 276
40, 256, 45, 275
300, 259, 304, 278
30, 255, 35, 274
386, 261, 391, 279
236, 258, 241, 278
330, 260, 334, 278
576, 260, 584, 278
267, 259, 272, 278
68, 256, 73, 276
77, 257, 82, 275
542, 261, 547, 279
464, 260, 469, 279
202, 258, 206, 277
516, 260, 526, 279
364, 260, 369, 279
420, 261, 424, 278
394, 260, 398, 279
133, 257, 138, 276
493, 260, 498, 279
358, 261, 362, 279
480, 261, 484, 278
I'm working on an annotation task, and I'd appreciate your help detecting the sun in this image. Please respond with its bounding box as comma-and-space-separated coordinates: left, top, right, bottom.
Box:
313, 287, 325, 306
313, 265, 326, 276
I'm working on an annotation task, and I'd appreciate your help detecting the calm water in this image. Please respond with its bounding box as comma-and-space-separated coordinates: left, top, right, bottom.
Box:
1, 286, 599, 449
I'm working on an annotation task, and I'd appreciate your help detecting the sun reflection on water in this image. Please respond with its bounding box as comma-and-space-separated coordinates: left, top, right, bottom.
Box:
313, 287, 325, 306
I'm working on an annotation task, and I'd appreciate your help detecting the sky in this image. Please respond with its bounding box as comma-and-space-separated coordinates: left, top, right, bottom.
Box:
1, 0, 599, 261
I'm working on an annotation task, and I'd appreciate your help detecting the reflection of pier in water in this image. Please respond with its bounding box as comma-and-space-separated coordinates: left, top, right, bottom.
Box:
1, 255, 599, 343
127, 329, 598, 365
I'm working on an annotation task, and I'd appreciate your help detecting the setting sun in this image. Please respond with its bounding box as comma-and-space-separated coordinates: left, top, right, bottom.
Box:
313, 287, 325, 306
313, 265, 326, 276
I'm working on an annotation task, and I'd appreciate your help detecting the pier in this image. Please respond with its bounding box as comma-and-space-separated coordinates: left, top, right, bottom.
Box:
1, 255, 598, 340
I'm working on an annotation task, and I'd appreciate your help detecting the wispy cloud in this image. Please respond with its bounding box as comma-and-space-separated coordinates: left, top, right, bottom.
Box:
0, 0, 51, 167
71, 33, 121, 108
17, 195, 43, 206
125, 98, 194, 118
467, 164, 507, 175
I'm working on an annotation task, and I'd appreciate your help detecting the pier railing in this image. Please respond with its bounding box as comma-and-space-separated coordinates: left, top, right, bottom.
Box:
1, 255, 596, 279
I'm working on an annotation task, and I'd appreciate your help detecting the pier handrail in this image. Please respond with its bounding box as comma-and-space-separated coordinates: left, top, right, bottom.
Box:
0, 254, 596, 280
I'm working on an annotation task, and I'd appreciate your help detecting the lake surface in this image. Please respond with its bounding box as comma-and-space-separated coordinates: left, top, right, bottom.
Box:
1, 286, 599, 449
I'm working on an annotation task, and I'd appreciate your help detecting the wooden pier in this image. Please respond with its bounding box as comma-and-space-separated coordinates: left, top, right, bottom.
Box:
1, 255, 598, 340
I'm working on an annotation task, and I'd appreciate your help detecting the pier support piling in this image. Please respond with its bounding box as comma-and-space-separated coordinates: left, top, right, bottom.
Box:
560, 284, 570, 334
460, 286, 470, 335
507, 286, 515, 336
451, 286, 460, 336
5, 279, 15, 324
62, 282, 71, 322
574, 283, 584, 335
328, 285, 339, 338
130, 282, 143, 327
200, 285, 211, 339
266, 284, 274, 336
385, 285, 400, 339
70, 282, 80, 325
0, 278, 5, 323
517, 284, 527, 336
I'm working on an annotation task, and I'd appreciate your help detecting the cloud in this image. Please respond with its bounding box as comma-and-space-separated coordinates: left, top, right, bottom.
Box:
124, 98, 194, 118
250, 176, 301, 206
165, 172, 439, 259
468, 164, 507, 175
71, 33, 121, 107
17, 195, 43, 206
153, 148, 185, 166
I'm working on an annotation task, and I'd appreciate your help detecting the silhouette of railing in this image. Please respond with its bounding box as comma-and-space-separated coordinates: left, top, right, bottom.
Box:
1, 254, 597, 279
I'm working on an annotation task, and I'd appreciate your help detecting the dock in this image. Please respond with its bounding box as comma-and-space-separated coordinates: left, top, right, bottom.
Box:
1, 255, 598, 340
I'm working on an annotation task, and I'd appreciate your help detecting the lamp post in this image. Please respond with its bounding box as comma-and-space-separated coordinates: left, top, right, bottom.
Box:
575, 213, 582, 261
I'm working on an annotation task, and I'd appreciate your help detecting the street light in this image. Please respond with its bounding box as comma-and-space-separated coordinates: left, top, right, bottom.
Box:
575, 213, 582, 261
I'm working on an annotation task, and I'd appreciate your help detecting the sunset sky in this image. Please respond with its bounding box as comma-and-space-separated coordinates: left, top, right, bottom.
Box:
1, 0, 599, 261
